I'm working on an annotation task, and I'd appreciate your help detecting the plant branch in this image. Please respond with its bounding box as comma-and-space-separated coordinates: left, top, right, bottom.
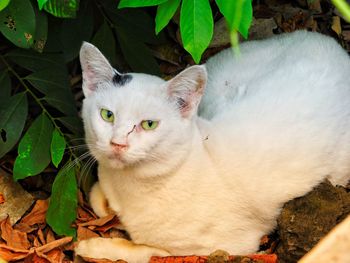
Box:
0, 55, 80, 163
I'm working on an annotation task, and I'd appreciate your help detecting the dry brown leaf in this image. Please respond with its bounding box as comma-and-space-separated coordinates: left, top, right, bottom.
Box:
82, 256, 126, 263
36, 236, 73, 254
0, 217, 30, 250
33, 236, 43, 248
46, 248, 65, 263
46, 229, 56, 244
331, 16, 342, 36
38, 228, 46, 245
0, 243, 29, 261
77, 226, 99, 241
14, 223, 37, 233
24, 251, 50, 263
94, 217, 120, 233
0, 193, 5, 204
77, 207, 97, 223
21, 199, 49, 226
78, 214, 116, 228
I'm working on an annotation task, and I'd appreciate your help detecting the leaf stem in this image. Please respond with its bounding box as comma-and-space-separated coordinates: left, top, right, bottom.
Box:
0, 55, 80, 163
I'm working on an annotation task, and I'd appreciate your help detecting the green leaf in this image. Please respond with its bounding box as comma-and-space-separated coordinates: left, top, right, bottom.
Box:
47, 167, 77, 237
13, 113, 54, 180
32, 9, 48, 52
180, 0, 213, 63
60, 1, 93, 62
215, 0, 253, 39
25, 69, 77, 116
116, 26, 160, 75
92, 20, 116, 65
57, 116, 83, 136
0, 93, 28, 158
0, 0, 36, 48
51, 129, 66, 168
0, 69, 11, 99
43, 0, 79, 18
155, 0, 180, 34
108, 9, 166, 45
37, 0, 48, 10
118, 0, 168, 8
0, 0, 10, 12
6, 49, 66, 71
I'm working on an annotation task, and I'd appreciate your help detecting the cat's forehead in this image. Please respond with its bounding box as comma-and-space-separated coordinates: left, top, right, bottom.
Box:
91, 73, 171, 116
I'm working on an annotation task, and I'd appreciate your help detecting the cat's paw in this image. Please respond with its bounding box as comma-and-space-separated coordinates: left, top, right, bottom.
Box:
90, 182, 115, 218
75, 237, 170, 263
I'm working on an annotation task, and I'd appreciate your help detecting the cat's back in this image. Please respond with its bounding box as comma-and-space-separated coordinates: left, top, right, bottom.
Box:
200, 31, 350, 118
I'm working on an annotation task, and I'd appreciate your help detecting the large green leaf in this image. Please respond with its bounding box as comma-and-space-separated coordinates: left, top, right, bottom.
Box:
0, 93, 27, 158
180, 0, 213, 63
108, 9, 166, 45
47, 167, 77, 237
116, 26, 160, 75
43, 0, 79, 18
0, 0, 10, 12
13, 113, 54, 180
0, 0, 36, 48
25, 69, 77, 116
92, 20, 116, 65
51, 128, 66, 168
37, 0, 49, 10
215, 0, 253, 39
118, 0, 168, 8
57, 116, 83, 136
60, 1, 93, 62
6, 49, 66, 71
0, 70, 11, 99
155, 0, 180, 34
32, 9, 48, 52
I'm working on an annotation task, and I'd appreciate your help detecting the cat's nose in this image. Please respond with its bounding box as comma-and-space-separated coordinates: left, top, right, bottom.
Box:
110, 141, 129, 151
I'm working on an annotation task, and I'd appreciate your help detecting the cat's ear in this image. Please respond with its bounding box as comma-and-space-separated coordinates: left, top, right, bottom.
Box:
167, 65, 207, 118
80, 42, 119, 97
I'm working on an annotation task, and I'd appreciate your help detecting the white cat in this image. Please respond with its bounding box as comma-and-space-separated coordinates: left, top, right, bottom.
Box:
75, 31, 350, 263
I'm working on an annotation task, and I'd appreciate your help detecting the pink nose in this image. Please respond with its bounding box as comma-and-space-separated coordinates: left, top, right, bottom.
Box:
110, 141, 128, 151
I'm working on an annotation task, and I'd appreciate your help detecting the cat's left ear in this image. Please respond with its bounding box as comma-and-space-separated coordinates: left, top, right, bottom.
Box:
80, 42, 120, 97
167, 65, 207, 118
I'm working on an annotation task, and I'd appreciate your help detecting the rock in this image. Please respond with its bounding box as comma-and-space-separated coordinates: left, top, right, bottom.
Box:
276, 180, 350, 263
0, 169, 34, 225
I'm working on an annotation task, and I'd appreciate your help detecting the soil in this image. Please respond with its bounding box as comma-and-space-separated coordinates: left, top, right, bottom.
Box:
275, 180, 350, 262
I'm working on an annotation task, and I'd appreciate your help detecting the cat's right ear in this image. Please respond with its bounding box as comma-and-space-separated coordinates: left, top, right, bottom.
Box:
80, 42, 116, 97
166, 65, 207, 119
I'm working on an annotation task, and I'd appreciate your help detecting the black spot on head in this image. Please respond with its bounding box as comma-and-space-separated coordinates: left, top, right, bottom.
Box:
112, 72, 132, 86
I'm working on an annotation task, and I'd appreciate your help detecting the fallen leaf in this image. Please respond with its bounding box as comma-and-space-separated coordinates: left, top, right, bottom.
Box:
0, 169, 34, 225
78, 214, 116, 228
82, 256, 126, 263
45, 229, 56, 244
36, 236, 73, 254
331, 16, 342, 36
13, 223, 37, 233
0, 217, 30, 250
46, 248, 65, 263
0, 243, 28, 261
20, 199, 49, 226
0, 193, 5, 204
77, 226, 99, 241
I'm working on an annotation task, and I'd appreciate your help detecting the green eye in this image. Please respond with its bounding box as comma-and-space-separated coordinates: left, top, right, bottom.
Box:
100, 109, 114, 122
141, 120, 159, 130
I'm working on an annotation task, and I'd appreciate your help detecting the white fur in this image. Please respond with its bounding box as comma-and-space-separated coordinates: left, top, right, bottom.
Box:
76, 31, 350, 262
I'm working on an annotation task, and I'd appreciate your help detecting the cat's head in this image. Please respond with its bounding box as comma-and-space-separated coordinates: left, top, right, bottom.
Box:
80, 42, 207, 177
